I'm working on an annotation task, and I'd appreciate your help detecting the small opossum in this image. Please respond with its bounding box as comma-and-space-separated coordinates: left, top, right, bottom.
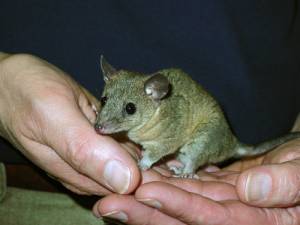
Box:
95, 56, 300, 175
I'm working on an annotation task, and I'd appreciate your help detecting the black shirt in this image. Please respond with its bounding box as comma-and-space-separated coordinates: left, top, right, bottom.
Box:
1, 0, 299, 162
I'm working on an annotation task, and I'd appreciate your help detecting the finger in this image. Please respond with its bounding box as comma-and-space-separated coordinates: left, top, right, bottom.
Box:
197, 170, 240, 186
77, 86, 100, 124
20, 139, 112, 195
237, 159, 300, 207
221, 201, 300, 225
152, 165, 173, 177
225, 138, 300, 172
142, 170, 238, 201
79, 85, 101, 110
262, 137, 300, 164
222, 156, 265, 172
203, 165, 220, 172
60, 181, 92, 195
31, 93, 140, 194
136, 182, 300, 225
135, 182, 229, 225
143, 169, 238, 199
93, 194, 185, 225
119, 141, 141, 161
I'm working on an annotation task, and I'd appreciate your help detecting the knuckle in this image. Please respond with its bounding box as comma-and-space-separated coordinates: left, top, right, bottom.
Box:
144, 209, 164, 225
289, 163, 300, 204
276, 150, 300, 164
67, 136, 90, 172
174, 193, 199, 224
275, 163, 300, 205
265, 208, 296, 225
61, 182, 90, 195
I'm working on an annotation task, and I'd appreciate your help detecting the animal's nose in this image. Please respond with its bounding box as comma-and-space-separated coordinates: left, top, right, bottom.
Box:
94, 123, 104, 134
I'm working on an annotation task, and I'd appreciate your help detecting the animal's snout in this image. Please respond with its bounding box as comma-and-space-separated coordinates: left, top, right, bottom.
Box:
94, 123, 105, 134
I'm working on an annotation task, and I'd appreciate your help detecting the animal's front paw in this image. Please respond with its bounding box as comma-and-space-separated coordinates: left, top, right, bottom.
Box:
169, 165, 199, 179
138, 158, 152, 171
168, 165, 183, 175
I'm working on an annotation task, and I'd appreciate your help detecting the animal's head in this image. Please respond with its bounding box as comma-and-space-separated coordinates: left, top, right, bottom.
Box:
95, 56, 170, 134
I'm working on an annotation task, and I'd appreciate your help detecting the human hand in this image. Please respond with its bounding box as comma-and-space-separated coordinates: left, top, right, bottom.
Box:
94, 136, 300, 224
0, 53, 140, 195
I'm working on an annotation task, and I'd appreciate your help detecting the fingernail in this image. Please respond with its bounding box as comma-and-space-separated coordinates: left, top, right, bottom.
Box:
204, 165, 220, 173
103, 160, 131, 194
92, 203, 102, 218
245, 173, 272, 202
92, 210, 102, 218
137, 198, 162, 209
102, 211, 128, 222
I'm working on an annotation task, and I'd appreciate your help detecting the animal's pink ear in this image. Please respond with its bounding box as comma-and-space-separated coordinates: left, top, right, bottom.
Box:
144, 73, 170, 101
100, 55, 118, 82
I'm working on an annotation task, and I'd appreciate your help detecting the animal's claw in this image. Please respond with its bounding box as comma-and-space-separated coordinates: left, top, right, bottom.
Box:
172, 173, 200, 179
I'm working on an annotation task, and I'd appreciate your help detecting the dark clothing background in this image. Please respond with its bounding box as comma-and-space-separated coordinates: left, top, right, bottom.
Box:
1, 0, 299, 162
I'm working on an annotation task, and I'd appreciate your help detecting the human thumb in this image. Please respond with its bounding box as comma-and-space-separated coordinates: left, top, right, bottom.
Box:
237, 160, 300, 207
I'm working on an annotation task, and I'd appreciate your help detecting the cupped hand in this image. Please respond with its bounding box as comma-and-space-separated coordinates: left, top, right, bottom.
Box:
94, 136, 300, 224
0, 53, 140, 195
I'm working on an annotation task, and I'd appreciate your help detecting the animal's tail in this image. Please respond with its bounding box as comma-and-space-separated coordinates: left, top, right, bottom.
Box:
235, 132, 300, 157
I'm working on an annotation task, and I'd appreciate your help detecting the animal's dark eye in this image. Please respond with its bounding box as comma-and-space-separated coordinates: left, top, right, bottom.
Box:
101, 96, 107, 106
125, 102, 136, 115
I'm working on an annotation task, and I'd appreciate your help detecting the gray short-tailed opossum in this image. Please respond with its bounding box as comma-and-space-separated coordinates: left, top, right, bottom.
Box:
95, 56, 300, 175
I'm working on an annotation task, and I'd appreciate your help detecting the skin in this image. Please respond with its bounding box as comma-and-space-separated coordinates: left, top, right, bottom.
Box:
0, 53, 141, 195
94, 134, 300, 225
